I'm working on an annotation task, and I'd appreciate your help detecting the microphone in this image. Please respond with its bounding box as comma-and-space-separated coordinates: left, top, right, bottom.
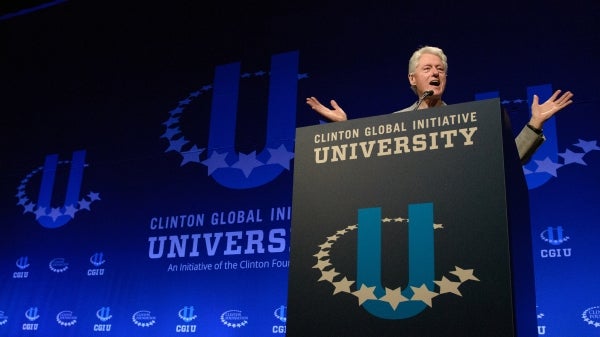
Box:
413, 90, 434, 111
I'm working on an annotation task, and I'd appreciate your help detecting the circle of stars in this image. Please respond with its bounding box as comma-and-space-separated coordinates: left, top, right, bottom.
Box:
539, 228, 570, 245
274, 306, 287, 323
582, 306, 600, 328
15, 162, 100, 222
220, 310, 248, 328
313, 216, 479, 310
161, 69, 304, 178
131, 312, 156, 327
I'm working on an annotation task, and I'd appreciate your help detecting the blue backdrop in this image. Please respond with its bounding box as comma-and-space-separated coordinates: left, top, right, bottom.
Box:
1, 1, 599, 336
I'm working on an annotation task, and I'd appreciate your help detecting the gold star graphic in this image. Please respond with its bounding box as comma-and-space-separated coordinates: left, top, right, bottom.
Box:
450, 266, 480, 282
434, 276, 462, 296
336, 229, 348, 235
318, 269, 339, 282
379, 287, 408, 310
313, 250, 329, 259
312, 259, 331, 270
410, 284, 438, 307
352, 284, 377, 305
332, 276, 354, 295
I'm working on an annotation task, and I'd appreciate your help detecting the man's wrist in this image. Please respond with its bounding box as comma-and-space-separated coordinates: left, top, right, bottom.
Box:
527, 123, 543, 134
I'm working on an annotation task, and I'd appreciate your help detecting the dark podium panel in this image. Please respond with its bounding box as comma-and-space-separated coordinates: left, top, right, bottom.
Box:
287, 99, 536, 337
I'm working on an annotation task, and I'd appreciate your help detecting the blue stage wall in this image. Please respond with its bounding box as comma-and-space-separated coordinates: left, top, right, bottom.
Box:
1, 2, 599, 336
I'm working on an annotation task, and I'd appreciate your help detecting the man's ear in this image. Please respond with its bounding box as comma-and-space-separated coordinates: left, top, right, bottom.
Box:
408, 73, 416, 86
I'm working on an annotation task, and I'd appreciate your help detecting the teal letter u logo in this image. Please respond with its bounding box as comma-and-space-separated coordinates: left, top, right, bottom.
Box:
357, 203, 434, 319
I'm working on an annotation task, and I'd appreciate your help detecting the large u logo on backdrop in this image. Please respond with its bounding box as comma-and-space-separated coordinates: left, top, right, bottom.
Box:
476, 84, 558, 189
357, 204, 434, 319
162, 51, 299, 189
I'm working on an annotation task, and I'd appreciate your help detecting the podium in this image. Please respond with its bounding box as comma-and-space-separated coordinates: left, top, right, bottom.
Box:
287, 99, 536, 337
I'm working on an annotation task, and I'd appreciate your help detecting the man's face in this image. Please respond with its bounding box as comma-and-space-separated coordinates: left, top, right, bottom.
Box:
408, 53, 447, 97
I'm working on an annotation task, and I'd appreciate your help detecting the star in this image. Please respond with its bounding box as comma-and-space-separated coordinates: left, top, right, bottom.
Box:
180, 145, 205, 166
49, 207, 62, 221
231, 151, 264, 177
23, 202, 35, 214
534, 157, 563, 177
450, 266, 480, 282
178, 98, 191, 105
379, 287, 408, 310
319, 241, 333, 249
34, 206, 47, 219
434, 276, 462, 296
64, 204, 78, 218
17, 197, 28, 206
201, 151, 229, 175
394, 217, 406, 222
313, 250, 329, 259
382, 217, 392, 222
79, 199, 91, 211
332, 276, 354, 295
433, 223, 444, 229
168, 107, 184, 116
312, 259, 331, 270
267, 144, 294, 170
162, 116, 180, 127
161, 127, 181, 140
87, 191, 101, 201
165, 136, 189, 153
318, 269, 339, 282
336, 229, 348, 235
410, 284, 438, 307
559, 149, 587, 165
574, 139, 600, 153
326, 234, 339, 241
352, 284, 377, 305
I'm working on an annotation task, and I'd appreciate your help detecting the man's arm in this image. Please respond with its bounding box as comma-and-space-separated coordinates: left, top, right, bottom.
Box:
516, 124, 545, 164
517, 89, 573, 164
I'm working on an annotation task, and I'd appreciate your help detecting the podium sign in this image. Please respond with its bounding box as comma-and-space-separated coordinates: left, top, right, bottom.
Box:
287, 99, 536, 336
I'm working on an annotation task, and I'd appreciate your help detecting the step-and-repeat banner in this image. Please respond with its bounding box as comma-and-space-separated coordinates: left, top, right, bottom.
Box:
1, 2, 599, 336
